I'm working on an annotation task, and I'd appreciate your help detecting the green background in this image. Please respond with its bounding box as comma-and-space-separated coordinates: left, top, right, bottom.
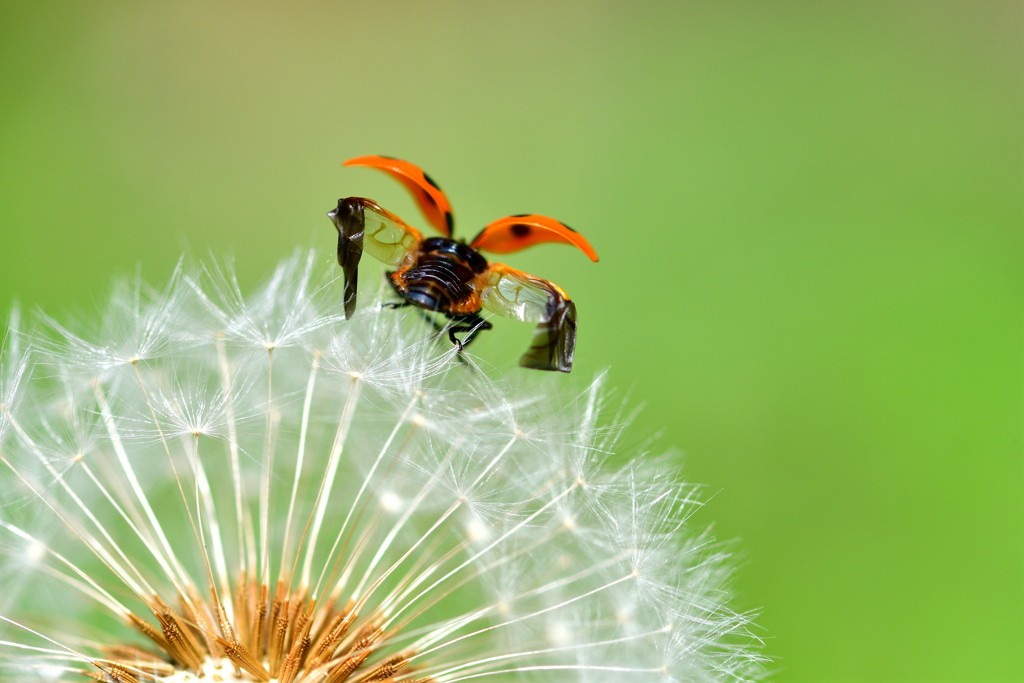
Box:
1, 2, 1020, 680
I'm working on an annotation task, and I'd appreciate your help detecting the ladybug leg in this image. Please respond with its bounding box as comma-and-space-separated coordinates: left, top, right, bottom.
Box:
381, 270, 415, 310
408, 309, 456, 345
445, 314, 492, 352
413, 314, 477, 370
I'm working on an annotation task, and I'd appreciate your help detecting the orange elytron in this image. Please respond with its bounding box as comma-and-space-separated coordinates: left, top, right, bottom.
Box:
328, 155, 598, 372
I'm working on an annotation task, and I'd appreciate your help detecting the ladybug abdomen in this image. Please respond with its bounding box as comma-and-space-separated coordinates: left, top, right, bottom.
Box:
402, 255, 475, 311
392, 238, 488, 314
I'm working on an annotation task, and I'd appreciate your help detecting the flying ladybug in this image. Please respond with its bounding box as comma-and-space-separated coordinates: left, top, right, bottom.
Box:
327, 155, 598, 373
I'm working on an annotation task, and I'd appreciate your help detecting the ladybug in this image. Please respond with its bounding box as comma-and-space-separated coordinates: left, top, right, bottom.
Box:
328, 155, 598, 373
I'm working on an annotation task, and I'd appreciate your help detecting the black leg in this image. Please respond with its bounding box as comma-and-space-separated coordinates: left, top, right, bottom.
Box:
413, 310, 449, 336
446, 314, 492, 351
375, 273, 492, 363
380, 271, 414, 310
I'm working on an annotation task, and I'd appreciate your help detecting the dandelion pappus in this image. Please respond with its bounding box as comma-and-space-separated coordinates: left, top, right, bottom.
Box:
328, 155, 599, 373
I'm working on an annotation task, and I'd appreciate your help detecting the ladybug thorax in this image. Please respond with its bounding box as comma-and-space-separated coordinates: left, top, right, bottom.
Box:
390, 238, 490, 314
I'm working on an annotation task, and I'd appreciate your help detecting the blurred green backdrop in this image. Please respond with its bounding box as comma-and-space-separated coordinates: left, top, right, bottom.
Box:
1, 1, 1021, 680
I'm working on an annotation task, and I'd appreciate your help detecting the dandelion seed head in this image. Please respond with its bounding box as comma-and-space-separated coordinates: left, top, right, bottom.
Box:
0, 250, 767, 683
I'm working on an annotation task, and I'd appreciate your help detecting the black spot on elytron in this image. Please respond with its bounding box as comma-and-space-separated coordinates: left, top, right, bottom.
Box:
510, 213, 530, 218
558, 221, 578, 233
511, 224, 532, 238
445, 211, 455, 235
416, 189, 443, 217
422, 172, 444, 192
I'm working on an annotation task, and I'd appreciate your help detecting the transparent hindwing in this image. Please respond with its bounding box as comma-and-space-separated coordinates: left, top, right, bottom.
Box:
328, 197, 423, 318
480, 263, 578, 372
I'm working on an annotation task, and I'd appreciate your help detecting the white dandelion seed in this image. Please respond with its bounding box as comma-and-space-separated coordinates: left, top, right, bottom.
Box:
0, 251, 767, 683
